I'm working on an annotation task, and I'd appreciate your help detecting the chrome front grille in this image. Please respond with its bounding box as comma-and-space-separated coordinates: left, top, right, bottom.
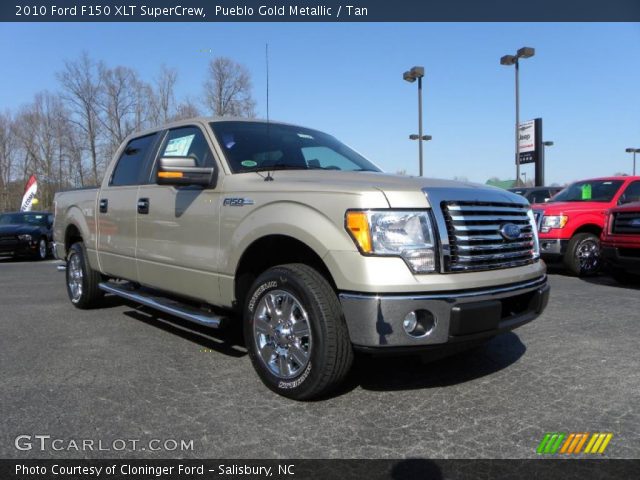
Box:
612, 211, 640, 234
441, 201, 536, 272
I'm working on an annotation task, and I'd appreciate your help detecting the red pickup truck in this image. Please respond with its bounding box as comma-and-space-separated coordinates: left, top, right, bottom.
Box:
531, 176, 640, 276
601, 202, 640, 284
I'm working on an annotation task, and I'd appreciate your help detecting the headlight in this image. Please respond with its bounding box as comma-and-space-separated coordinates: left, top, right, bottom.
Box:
18, 234, 32, 241
540, 215, 568, 233
527, 209, 540, 259
346, 210, 437, 273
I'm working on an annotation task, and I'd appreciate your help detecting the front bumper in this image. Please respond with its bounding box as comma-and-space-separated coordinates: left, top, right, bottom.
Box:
601, 246, 640, 274
539, 238, 569, 259
339, 276, 549, 349
0, 238, 38, 256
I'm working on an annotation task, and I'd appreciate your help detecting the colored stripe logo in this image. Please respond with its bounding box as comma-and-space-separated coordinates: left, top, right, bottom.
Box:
537, 432, 613, 455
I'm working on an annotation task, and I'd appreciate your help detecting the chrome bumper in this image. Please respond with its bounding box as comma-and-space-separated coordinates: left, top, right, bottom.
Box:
339, 276, 549, 348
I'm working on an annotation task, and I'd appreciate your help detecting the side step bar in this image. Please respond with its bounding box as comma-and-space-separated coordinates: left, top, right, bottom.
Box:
98, 282, 225, 328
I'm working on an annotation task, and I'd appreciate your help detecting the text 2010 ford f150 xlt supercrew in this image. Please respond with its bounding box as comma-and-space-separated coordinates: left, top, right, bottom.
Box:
54, 118, 549, 400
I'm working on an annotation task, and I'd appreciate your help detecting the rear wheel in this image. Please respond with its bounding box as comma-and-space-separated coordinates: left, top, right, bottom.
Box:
563, 233, 601, 277
66, 242, 104, 309
243, 263, 353, 400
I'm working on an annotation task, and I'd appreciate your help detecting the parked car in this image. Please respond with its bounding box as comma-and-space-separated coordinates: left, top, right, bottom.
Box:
0, 211, 53, 260
508, 186, 562, 204
532, 176, 640, 276
54, 118, 549, 400
601, 201, 640, 284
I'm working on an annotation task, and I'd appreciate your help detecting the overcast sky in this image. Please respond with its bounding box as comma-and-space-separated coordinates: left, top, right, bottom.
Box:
1, 22, 638, 185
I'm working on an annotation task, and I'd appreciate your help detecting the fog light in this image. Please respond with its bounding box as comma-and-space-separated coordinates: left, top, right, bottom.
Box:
403, 311, 418, 334
403, 310, 437, 338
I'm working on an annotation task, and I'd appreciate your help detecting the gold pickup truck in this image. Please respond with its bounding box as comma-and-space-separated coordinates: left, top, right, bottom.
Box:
54, 118, 549, 400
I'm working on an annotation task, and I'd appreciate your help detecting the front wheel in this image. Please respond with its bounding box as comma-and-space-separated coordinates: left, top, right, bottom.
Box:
66, 242, 104, 309
563, 233, 601, 277
34, 237, 48, 260
243, 264, 353, 400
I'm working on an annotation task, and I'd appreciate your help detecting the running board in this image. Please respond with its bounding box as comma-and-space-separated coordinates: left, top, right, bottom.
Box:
98, 282, 225, 328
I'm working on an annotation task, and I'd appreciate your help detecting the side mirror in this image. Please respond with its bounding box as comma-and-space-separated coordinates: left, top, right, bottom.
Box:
157, 156, 215, 187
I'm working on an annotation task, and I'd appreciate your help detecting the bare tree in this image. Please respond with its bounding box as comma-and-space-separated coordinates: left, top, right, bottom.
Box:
0, 111, 17, 211
57, 52, 103, 184
173, 97, 201, 121
149, 65, 178, 125
13, 92, 68, 209
203, 57, 256, 118
97, 65, 145, 159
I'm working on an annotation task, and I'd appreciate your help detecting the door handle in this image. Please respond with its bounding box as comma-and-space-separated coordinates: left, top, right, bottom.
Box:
99, 198, 108, 213
137, 198, 150, 214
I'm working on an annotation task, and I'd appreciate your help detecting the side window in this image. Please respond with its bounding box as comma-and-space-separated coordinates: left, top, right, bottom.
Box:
619, 181, 640, 204
111, 134, 157, 186
159, 127, 214, 168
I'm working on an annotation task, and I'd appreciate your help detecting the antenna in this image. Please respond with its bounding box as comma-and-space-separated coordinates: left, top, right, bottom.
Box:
266, 43, 270, 125
264, 42, 274, 181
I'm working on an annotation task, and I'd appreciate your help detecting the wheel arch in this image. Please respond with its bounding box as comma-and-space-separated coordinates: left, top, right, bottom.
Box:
572, 223, 602, 237
234, 234, 336, 312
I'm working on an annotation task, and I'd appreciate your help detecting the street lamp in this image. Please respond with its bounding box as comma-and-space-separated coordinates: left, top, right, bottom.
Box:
500, 47, 535, 186
403, 66, 426, 176
625, 148, 640, 176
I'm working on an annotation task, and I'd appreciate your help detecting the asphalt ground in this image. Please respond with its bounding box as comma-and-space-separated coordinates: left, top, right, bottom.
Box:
0, 258, 638, 459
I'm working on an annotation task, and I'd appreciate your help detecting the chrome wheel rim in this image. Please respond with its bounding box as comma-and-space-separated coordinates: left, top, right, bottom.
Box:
39, 239, 47, 259
577, 238, 600, 273
67, 253, 83, 302
253, 289, 312, 379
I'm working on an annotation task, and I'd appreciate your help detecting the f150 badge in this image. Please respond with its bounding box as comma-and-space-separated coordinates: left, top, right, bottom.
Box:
223, 198, 255, 207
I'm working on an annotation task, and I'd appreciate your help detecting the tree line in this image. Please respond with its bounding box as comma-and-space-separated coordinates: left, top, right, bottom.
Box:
0, 53, 256, 212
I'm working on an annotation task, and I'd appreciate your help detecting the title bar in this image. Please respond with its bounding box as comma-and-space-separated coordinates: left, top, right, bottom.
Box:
3, 0, 640, 22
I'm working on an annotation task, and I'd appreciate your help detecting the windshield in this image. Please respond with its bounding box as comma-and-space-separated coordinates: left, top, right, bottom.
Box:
210, 121, 381, 173
550, 180, 624, 203
0, 213, 49, 226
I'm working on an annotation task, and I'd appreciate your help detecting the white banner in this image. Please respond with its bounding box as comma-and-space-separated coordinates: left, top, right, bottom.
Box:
20, 175, 38, 212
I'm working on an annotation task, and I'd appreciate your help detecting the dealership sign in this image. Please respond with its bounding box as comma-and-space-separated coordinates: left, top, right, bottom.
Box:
518, 119, 537, 164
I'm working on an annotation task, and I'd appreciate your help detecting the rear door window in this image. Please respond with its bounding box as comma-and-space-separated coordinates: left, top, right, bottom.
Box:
110, 133, 158, 186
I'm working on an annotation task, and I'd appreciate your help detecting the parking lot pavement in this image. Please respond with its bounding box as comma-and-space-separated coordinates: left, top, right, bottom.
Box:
1, 257, 638, 459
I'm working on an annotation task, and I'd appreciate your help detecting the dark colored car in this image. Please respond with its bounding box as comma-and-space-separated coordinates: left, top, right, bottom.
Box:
601, 201, 640, 284
508, 186, 562, 204
0, 211, 54, 260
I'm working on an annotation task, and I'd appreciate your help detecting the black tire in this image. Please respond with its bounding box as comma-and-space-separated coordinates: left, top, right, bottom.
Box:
610, 268, 640, 285
563, 233, 601, 277
66, 242, 104, 309
243, 263, 353, 400
34, 237, 48, 260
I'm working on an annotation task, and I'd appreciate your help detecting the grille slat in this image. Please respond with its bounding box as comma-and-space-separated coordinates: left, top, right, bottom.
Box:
442, 201, 536, 272
613, 212, 640, 234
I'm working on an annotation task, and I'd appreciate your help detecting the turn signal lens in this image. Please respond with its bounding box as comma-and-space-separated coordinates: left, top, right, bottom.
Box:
346, 211, 372, 253
158, 171, 184, 178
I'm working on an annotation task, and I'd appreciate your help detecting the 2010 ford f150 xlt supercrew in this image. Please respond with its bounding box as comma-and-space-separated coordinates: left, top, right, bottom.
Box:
53, 118, 549, 400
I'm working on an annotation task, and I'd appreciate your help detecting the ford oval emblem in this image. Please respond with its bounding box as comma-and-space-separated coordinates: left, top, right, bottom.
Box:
500, 223, 521, 240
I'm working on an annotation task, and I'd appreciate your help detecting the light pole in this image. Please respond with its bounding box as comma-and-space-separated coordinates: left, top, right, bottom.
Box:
500, 47, 535, 186
403, 66, 426, 176
625, 148, 640, 176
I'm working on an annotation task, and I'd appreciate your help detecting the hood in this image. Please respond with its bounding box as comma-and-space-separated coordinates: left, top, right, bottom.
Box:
531, 200, 611, 214
0, 224, 42, 236
225, 170, 526, 206
609, 201, 640, 213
